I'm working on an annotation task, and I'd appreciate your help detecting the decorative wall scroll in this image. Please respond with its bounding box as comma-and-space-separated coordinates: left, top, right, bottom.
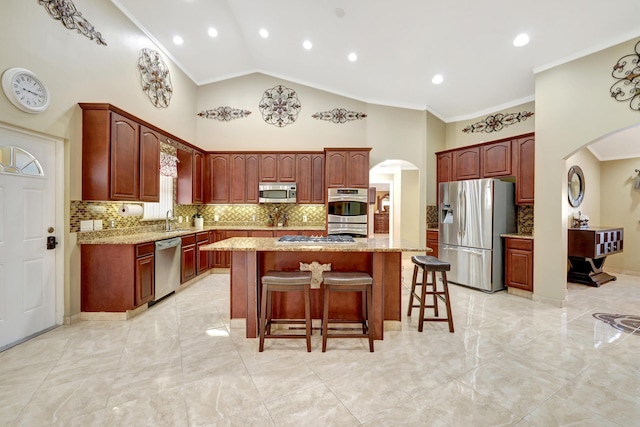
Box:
138, 48, 173, 108
312, 108, 367, 124
258, 85, 301, 127
198, 107, 252, 121
610, 40, 640, 112
462, 111, 534, 133
593, 313, 640, 336
38, 0, 107, 46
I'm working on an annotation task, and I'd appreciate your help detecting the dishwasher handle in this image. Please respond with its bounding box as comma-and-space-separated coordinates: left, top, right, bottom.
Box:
155, 237, 182, 250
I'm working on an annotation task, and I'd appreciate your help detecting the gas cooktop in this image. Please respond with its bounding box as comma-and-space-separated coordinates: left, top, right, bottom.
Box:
276, 235, 356, 244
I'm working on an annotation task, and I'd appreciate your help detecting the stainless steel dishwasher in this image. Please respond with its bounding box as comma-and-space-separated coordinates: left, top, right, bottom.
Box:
154, 237, 182, 301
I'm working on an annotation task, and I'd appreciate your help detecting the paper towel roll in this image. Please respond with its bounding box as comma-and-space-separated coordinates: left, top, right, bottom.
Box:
118, 204, 143, 217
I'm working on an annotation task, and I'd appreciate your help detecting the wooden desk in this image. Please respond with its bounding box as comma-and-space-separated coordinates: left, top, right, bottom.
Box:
567, 227, 623, 287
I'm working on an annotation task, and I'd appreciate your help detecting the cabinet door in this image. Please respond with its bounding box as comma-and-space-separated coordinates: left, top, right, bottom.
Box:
311, 154, 325, 203
325, 150, 348, 188
139, 126, 161, 202
210, 230, 227, 268
347, 151, 369, 188
481, 141, 512, 177
514, 137, 535, 204
207, 154, 230, 204
505, 238, 533, 291
453, 146, 481, 180
426, 230, 439, 258
110, 113, 140, 200
196, 232, 210, 275
181, 244, 197, 283
437, 152, 453, 184
193, 151, 204, 204
245, 154, 260, 203
135, 254, 155, 306
230, 154, 246, 203
296, 154, 313, 203
259, 154, 278, 182
278, 154, 296, 182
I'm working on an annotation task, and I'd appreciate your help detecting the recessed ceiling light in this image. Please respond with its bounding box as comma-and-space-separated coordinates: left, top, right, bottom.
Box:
432, 74, 444, 84
208, 27, 218, 38
348, 52, 357, 62
513, 33, 530, 47
173, 35, 184, 45
259, 28, 269, 38
335, 8, 346, 18
303, 40, 312, 50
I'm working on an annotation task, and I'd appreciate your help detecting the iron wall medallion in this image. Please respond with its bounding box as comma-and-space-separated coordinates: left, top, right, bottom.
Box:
610, 40, 640, 112
138, 48, 173, 108
38, 0, 107, 46
312, 108, 367, 123
198, 107, 252, 121
258, 85, 301, 127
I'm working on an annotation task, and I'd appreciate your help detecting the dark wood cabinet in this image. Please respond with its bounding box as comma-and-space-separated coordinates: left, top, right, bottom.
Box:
568, 227, 623, 287
259, 153, 296, 182
505, 237, 534, 291
514, 136, 535, 204
81, 105, 161, 202
453, 146, 481, 181
135, 242, 155, 306
181, 234, 197, 283
437, 152, 453, 184
245, 154, 260, 203
206, 153, 231, 204
230, 153, 260, 203
296, 153, 325, 203
210, 230, 227, 268
196, 232, 210, 275
325, 149, 371, 188
177, 148, 204, 205
426, 230, 438, 258
374, 212, 389, 234
481, 141, 512, 178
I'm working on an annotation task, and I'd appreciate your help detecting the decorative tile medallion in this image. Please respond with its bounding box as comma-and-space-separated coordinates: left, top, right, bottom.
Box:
299, 261, 332, 289
138, 48, 173, 108
593, 313, 640, 336
610, 40, 640, 112
312, 108, 367, 124
38, 0, 107, 45
198, 107, 251, 121
462, 111, 534, 133
258, 85, 301, 127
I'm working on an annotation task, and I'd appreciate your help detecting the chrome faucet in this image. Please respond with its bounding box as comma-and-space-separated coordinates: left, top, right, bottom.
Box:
165, 209, 174, 231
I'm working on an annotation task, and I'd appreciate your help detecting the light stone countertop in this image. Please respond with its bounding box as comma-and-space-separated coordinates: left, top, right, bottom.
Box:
500, 233, 534, 240
77, 223, 326, 245
200, 237, 430, 253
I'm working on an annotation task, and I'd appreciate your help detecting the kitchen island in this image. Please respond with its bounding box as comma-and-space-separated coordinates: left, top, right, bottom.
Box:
200, 236, 429, 339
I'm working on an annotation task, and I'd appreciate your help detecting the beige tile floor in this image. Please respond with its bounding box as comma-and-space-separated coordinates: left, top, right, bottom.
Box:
1, 263, 639, 426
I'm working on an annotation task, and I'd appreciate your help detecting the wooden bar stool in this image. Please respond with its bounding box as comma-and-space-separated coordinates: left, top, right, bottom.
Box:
259, 271, 313, 352
321, 271, 374, 352
407, 255, 454, 332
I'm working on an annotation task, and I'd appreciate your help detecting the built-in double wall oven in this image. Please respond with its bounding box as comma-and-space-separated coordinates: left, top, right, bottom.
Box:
327, 188, 368, 237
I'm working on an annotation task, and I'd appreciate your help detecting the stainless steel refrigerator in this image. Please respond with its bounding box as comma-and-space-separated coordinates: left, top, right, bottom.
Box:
438, 178, 516, 292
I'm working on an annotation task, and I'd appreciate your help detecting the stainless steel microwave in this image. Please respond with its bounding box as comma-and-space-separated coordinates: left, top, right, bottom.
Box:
258, 183, 297, 203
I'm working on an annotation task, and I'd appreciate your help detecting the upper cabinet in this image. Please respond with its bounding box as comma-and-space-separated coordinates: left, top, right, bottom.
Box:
177, 148, 204, 204
435, 133, 534, 204
325, 148, 371, 188
205, 153, 230, 204
230, 153, 259, 203
513, 136, 535, 204
259, 153, 296, 182
296, 153, 325, 204
80, 104, 160, 202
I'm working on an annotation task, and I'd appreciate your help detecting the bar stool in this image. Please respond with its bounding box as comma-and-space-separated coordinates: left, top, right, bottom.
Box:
259, 271, 313, 352
321, 271, 374, 352
407, 255, 454, 332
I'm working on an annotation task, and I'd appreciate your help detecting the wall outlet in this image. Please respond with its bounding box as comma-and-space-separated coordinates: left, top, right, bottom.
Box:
214, 214, 219, 222
93, 219, 103, 230
302, 214, 308, 222
178, 216, 183, 223
80, 220, 94, 231
252, 214, 256, 221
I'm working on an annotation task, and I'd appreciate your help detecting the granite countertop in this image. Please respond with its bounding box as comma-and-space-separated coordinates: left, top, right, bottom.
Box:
500, 233, 534, 240
77, 223, 326, 245
426, 228, 439, 232
200, 237, 430, 253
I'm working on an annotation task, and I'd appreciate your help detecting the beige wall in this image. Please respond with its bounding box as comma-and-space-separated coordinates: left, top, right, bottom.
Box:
535, 38, 640, 305
565, 148, 601, 226
600, 158, 640, 274
426, 111, 446, 205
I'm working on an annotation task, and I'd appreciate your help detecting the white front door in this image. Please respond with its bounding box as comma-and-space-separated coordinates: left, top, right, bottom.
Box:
0, 125, 58, 350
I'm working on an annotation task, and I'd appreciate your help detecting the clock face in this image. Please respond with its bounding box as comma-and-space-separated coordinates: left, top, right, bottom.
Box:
2, 68, 50, 113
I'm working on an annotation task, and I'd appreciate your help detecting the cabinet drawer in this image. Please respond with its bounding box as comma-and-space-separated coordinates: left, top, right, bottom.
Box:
506, 238, 532, 251
136, 242, 155, 258
181, 234, 196, 246
426, 230, 438, 240
196, 232, 209, 243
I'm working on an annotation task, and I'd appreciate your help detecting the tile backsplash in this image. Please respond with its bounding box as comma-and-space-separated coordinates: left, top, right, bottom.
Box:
426, 204, 533, 234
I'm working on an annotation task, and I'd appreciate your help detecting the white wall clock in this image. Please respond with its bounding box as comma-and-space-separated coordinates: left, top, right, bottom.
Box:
1, 68, 51, 114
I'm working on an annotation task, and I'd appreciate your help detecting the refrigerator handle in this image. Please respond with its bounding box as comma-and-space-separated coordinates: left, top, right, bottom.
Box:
457, 188, 462, 236
462, 188, 467, 237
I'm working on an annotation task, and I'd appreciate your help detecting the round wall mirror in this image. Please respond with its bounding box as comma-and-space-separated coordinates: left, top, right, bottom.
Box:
568, 165, 585, 207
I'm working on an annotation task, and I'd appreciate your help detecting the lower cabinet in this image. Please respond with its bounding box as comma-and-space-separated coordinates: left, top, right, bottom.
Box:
505, 237, 534, 291
196, 231, 210, 275
426, 230, 438, 258
81, 243, 155, 312
181, 234, 197, 283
